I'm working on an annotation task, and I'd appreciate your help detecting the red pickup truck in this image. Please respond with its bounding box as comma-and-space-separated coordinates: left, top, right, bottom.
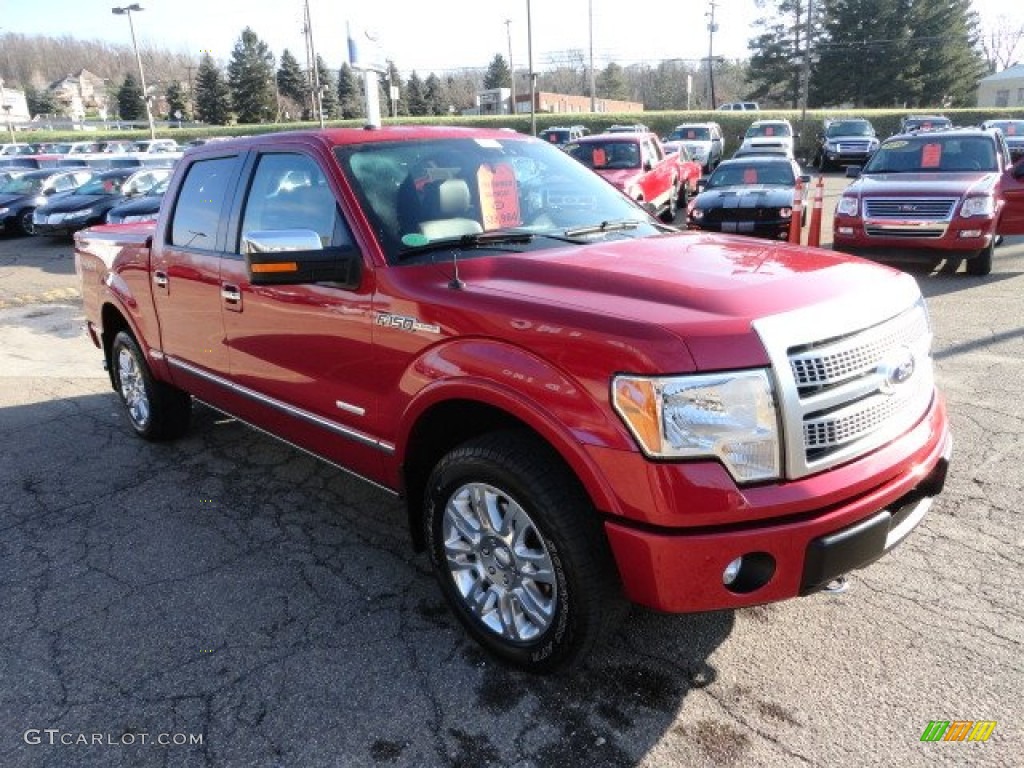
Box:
564, 131, 701, 221
76, 127, 951, 671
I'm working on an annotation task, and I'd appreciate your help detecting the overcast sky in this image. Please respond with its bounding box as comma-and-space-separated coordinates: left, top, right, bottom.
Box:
0, 0, 1008, 75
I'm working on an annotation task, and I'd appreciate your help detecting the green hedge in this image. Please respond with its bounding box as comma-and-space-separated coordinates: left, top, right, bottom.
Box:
18, 107, 1024, 162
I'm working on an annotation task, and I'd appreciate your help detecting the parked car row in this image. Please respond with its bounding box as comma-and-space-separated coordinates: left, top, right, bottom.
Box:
0, 166, 171, 237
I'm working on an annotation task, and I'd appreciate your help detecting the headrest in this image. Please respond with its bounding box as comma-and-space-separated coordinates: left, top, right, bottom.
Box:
432, 178, 471, 216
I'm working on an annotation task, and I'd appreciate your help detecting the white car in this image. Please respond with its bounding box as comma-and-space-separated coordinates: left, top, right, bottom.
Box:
737, 119, 796, 159
664, 122, 725, 172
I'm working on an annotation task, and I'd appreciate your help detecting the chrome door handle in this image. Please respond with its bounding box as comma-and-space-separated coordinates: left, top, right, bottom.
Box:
221, 286, 241, 302
153, 271, 168, 288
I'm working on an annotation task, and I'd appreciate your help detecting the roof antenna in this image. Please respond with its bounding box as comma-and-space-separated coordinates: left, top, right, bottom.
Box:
448, 250, 465, 290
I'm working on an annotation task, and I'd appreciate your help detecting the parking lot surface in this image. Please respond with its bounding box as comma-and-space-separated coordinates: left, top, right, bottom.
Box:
1, 182, 1021, 767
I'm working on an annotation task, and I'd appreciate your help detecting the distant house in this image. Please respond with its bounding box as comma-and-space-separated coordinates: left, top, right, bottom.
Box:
467, 87, 644, 116
48, 69, 110, 118
977, 64, 1024, 109
0, 84, 31, 123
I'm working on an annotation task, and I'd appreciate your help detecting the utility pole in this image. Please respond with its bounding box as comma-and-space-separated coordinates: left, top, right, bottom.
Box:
304, 0, 324, 128
527, 0, 535, 136
706, 0, 718, 110
588, 0, 596, 112
505, 19, 516, 117
800, 0, 814, 127
185, 63, 195, 119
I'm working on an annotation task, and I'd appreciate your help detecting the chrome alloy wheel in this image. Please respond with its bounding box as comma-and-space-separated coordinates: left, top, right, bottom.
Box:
117, 346, 151, 429
442, 482, 557, 641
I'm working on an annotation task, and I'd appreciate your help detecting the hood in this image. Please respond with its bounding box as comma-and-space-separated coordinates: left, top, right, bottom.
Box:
109, 196, 162, 216
440, 232, 911, 372
692, 186, 795, 209
849, 172, 1000, 197
594, 168, 643, 191
0, 192, 41, 207
39, 194, 110, 213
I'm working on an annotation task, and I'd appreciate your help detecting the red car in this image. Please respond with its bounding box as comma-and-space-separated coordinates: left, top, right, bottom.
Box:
565, 131, 699, 221
833, 127, 1024, 275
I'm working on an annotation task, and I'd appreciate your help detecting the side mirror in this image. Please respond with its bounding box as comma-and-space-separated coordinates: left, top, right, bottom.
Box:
845, 166, 862, 178
243, 229, 362, 288
643, 160, 653, 171
696, 178, 708, 191
799, 174, 812, 184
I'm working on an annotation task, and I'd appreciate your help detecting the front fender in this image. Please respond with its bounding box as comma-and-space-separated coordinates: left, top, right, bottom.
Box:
389, 338, 640, 516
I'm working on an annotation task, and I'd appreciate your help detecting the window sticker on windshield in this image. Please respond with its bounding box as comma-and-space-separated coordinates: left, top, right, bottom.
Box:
546, 134, 559, 143
882, 140, 908, 149
592, 148, 607, 167
765, 126, 775, 136
477, 163, 521, 229
686, 130, 696, 139
1009, 124, 1018, 135
921, 143, 942, 168
743, 168, 758, 184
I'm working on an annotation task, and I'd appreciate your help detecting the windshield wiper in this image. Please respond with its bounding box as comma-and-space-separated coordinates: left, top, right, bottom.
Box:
563, 219, 641, 238
398, 230, 534, 261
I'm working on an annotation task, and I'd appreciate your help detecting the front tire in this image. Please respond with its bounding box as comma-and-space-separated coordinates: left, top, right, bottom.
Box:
423, 431, 624, 673
110, 331, 192, 440
17, 208, 35, 236
660, 183, 679, 223
966, 242, 993, 276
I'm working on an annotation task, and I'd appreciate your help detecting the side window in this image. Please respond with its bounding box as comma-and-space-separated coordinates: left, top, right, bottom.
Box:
240, 152, 351, 249
52, 175, 73, 192
170, 156, 237, 249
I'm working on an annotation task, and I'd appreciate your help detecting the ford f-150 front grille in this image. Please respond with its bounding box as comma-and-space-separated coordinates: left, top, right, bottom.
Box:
754, 283, 934, 480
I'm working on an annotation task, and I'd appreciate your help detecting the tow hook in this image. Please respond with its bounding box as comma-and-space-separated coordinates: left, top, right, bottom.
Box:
823, 575, 849, 595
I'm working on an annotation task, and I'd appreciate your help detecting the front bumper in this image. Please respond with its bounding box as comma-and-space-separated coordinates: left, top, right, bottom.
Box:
596, 393, 950, 613
689, 218, 790, 240
833, 213, 996, 257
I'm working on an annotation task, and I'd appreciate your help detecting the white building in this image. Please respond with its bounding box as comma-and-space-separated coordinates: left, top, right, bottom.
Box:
977, 63, 1024, 108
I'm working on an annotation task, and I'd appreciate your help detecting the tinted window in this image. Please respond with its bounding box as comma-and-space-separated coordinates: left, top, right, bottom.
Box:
170, 156, 237, 249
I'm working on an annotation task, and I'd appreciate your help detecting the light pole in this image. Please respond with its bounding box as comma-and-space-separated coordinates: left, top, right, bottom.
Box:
504, 19, 516, 116
112, 4, 156, 139
706, 0, 718, 109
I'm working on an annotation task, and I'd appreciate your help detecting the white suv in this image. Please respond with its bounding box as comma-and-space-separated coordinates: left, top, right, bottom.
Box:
737, 119, 796, 158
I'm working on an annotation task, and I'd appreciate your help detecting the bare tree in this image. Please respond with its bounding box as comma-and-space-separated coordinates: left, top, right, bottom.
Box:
979, 15, 1024, 72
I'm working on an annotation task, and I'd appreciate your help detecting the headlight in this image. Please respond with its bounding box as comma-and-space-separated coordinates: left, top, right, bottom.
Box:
612, 370, 780, 483
0, 207, 8, 216
779, 206, 793, 219
836, 196, 859, 216
960, 196, 994, 218
689, 207, 704, 220
825, 142, 839, 151
65, 209, 93, 219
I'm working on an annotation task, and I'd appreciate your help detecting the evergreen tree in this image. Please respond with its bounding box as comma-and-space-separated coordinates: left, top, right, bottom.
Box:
165, 81, 189, 121
483, 54, 512, 90
423, 73, 444, 116
596, 63, 629, 101
746, 0, 818, 108
117, 72, 146, 120
379, 61, 405, 117
907, 0, 987, 107
277, 48, 308, 115
194, 53, 232, 125
405, 71, 427, 115
315, 54, 339, 120
337, 63, 364, 119
227, 27, 276, 124
24, 84, 58, 118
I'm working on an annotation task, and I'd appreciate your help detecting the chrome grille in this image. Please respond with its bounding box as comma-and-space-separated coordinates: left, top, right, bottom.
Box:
754, 285, 935, 481
864, 198, 956, 219
790, 308, 929, 393
835, 140, 871, 152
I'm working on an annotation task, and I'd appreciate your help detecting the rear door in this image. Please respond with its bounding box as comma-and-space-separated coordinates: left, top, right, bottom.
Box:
999, 156, 1024, 236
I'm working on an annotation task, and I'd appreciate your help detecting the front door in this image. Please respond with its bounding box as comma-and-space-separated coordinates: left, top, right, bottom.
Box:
999, 157, 1024, 236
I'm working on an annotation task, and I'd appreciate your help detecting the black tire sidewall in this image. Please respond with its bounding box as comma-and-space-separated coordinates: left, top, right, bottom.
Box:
423, 442, 583, 671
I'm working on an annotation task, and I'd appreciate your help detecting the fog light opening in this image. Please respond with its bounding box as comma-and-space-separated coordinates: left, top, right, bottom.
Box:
723, 551, 776, 594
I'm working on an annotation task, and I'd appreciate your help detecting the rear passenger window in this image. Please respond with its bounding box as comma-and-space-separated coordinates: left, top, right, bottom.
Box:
170, 156, 237, 249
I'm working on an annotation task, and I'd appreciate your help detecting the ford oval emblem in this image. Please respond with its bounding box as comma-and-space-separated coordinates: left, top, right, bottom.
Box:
878, 347, 916, 394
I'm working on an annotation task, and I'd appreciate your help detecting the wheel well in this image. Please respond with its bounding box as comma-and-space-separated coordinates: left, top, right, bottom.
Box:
402, 399, 579, 551
100, 303, 132, 389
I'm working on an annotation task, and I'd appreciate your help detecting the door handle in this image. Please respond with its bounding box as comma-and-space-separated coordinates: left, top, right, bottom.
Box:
153, 270, 168, 289
221, 285, 241, 302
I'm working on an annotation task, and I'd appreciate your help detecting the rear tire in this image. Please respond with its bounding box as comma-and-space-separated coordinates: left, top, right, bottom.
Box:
660, 183, 679, 223
110, 331, 192, 441
423, 430, 624, 673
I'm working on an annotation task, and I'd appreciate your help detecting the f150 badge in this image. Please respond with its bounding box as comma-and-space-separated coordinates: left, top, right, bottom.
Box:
375, 311, 441, 335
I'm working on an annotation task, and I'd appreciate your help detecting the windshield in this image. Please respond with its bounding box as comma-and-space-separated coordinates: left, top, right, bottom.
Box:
0, 176, 43, 194
565, 140, 640, 169
745, 123, 791, 138
863, 136, 997, 173
987, 120, 1024, 137
668, 126, 710, 141
335, 136, 661, 265
826, 121, 873, 138
74, 175, 126, 195
903, 117, 951, 131
705, 161, 795, 188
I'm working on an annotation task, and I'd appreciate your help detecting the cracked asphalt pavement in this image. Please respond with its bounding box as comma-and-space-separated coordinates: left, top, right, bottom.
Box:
1, 188, 1021, 767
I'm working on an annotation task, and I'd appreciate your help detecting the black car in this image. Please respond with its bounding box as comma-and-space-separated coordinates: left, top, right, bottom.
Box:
32, 167, 172, 237
105, 175, 170, 224
0, 168, 93, 236
981, 119, 1024, 161
814, 118, 880, 170
687, 156, 810, 239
